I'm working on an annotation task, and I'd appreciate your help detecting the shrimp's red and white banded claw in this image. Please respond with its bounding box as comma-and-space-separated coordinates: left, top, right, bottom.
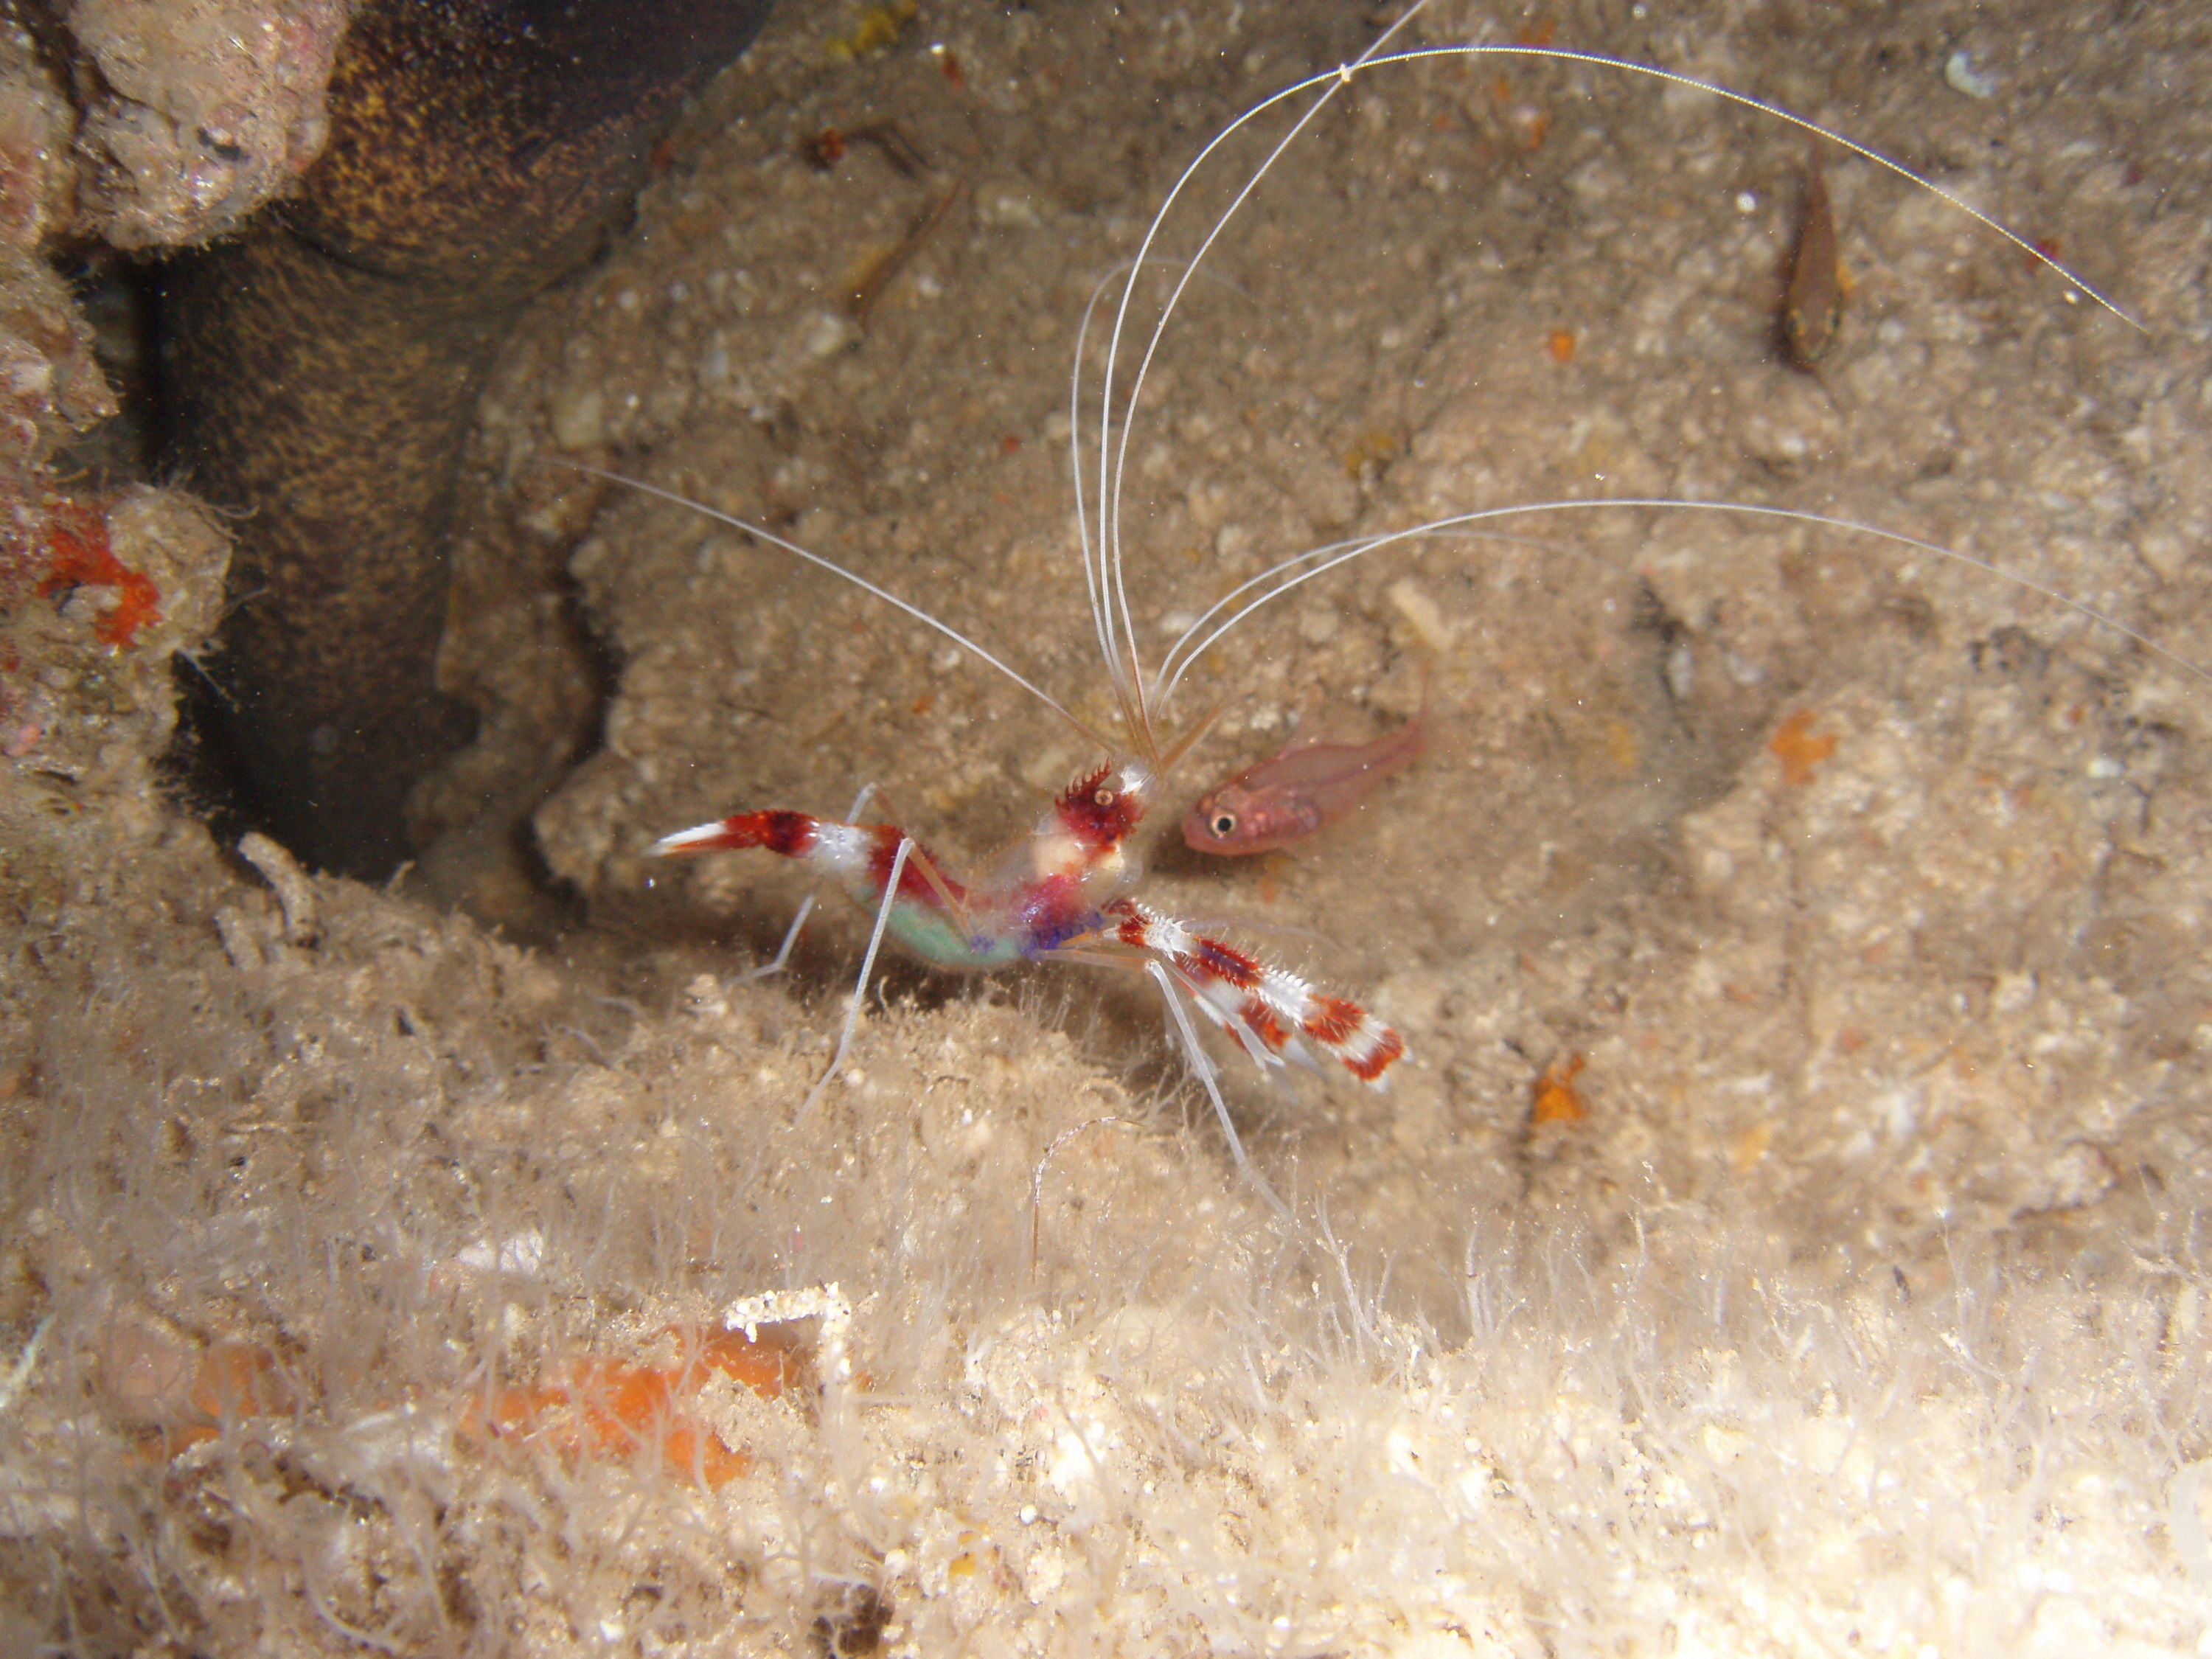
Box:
1095, 899, 1406, 1085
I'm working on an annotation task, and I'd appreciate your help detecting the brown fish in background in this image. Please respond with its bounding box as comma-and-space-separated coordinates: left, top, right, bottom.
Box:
1183, 693, 1428, 856
1781, 143, 1846, 368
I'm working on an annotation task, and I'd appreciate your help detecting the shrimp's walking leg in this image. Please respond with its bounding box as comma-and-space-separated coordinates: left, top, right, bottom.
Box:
652, 808, 973, 1107
1053, 900, 1405, 1219
802, 835, 911, 1113
1140, 959, 1290, 1221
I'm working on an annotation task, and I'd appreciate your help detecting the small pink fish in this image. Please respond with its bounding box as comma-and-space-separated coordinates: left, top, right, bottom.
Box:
1182, 700, 1427, 856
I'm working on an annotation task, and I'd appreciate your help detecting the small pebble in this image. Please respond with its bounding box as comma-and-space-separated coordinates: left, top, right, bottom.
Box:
1944, 49, 1997, 99
1387, 578, 1453, 652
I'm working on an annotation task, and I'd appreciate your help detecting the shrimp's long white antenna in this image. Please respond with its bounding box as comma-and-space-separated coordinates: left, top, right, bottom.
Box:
1194, 42, 2138, 334
1432, 44, 2143, 333
1154, 526, 1598, 695
1152, 499, 2212, 713
1068, 257, 1256, 728
1082, 26, 2139, 729
1096, 73, 1346, 698
1071, 266, 1141, 708
1087, 4, 1434, 746
549, 459, 1121, 755
1082, 80, 1335, 725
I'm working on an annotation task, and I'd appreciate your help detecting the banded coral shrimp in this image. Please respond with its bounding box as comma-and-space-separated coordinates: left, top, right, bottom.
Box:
445, 0, 2212, 1298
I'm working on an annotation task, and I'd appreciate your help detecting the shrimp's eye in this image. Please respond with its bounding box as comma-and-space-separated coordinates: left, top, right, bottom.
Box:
1210, 812, 1237, 837
1094, 787, 1116, 807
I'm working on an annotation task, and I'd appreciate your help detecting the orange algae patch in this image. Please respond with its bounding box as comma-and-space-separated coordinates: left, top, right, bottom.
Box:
125, 1340, 299, 1461
1531, 1053, 1587, 1124
465, 1324, 805, 1489
1546, 328, 1576, 363
1488, 46, 1552, 150
1730, 1120, 1774, 1177
1768, 709, 1837, 786
127, 1324, 804, 1491
1256, 852, 1287, 907
37, 499, 159, 648
1341, 427, 1402, 479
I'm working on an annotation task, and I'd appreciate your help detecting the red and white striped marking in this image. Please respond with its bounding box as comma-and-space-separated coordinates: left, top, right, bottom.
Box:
651, 811, 961, 911
1105, 899, 1405, 1086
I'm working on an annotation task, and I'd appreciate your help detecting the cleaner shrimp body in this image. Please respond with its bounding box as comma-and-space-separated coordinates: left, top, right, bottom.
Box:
647, 759, 1407, 1092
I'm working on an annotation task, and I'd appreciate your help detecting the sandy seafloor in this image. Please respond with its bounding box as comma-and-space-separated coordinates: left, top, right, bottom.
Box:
14, 0, 2212, 1654
453, 0, 2212, 1317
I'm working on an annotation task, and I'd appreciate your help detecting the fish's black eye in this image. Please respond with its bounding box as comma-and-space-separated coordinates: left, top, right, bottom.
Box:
1210, 812, 1237, 837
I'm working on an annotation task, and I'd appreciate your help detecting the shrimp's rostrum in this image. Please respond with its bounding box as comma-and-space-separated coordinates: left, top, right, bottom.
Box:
495, 0, 2211, 1236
